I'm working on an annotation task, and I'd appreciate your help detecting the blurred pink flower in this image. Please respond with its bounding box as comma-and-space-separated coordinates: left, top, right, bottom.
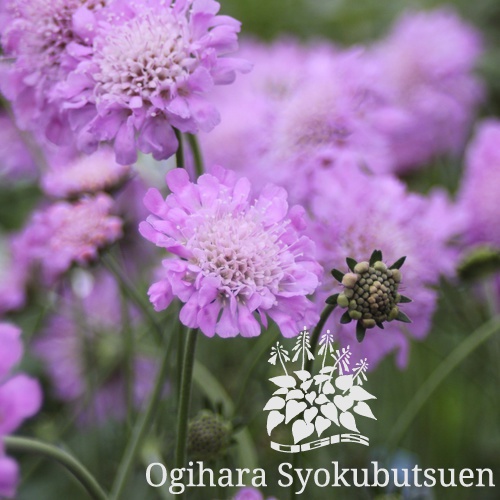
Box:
140, 167, 322, 338
200, 40, 395, 206
458, 120, 500, 247
42, 148, 131, 198
0, 323, 42, 499
14, 194, 122, 285
233, 487, 277, 500
371, 8, 484, 172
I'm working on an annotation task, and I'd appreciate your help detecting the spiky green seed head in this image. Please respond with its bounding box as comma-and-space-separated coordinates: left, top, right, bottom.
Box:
332, 251, 411, 341
187, 411, 232, 460
336, 259, 406, 328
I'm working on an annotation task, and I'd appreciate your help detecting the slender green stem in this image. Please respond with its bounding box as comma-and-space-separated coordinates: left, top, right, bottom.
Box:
109, 332, 171, 500
174, 328, 198, 473
102, 253, 163, 343
387, 316, 500, 450
176, 320, 186, 403
174, 128, 184, 168
4, 436, 107, 500
120, 292, 135, 422
306, 303, 336, 373
186, 134, 204, 179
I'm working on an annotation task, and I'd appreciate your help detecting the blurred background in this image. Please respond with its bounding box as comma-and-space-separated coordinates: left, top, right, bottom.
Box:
2, 0, 500, 499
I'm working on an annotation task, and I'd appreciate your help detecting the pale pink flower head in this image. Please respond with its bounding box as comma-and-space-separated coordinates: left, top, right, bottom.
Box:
34, 270, 161, 424
42, 148, 131, 198
14, 194, 122, 285
0, 323, 42, 499
140, 167, 322, 338
309, 167, 464, 368
62, 0, 250, 164
372, 8, 484, 172
0, 0, 108, 143
458, 120, 500, 248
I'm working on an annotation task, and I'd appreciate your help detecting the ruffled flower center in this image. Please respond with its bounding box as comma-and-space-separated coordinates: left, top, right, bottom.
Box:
188, 212, 285, 295
94, 11, 193, 101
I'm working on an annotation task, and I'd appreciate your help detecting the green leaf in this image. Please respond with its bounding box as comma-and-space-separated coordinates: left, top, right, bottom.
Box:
346, 257, 357, 272
331, 269, 344, 282
398, 295, 412, 303
396, 311, 412, 324
376, 321, 385, 329
325, 293, 339, 305
340, 311, 352, 324
356, 323, 366, 342
390, 256, 407, 270
369, 249, 382, 266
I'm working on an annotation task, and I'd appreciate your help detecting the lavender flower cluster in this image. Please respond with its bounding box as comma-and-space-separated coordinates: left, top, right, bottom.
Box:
0, 1, 498, 497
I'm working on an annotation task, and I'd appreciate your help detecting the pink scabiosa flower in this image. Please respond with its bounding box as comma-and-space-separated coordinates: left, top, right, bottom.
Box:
34, 270, 162, 424
14, 194, 122, 285
139, 167, 321, 338
458, 120, 500, 248
42, 148, 131, 198
0, 323, 42, 499
309, 167, 464, 368
0, 0, 108, 143
61, 0, 249, 164
371, 8, 484, 172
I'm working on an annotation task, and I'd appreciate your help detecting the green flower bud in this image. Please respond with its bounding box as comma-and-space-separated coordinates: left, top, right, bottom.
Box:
187, 411, 232, 460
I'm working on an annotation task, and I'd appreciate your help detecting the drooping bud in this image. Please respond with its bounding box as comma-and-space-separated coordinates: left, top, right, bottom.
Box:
330, 250, 412, 342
